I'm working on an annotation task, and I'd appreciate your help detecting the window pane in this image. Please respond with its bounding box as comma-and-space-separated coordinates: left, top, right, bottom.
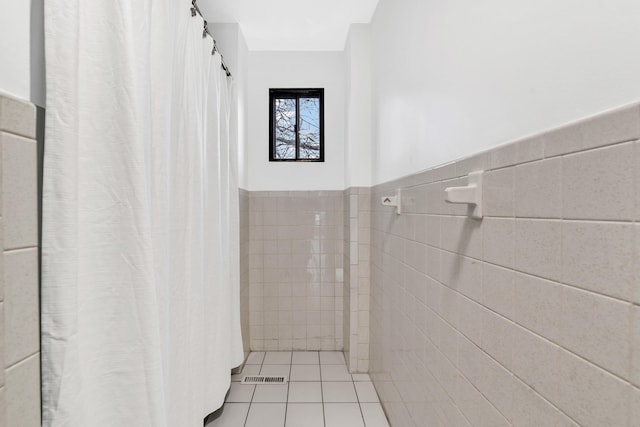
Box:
274, 98, 296, 159
298, 97, 320, 160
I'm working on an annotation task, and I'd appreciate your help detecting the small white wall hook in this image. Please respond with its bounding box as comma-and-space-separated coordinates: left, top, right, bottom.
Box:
444, 171, 484, 219
381, 190, 402, 215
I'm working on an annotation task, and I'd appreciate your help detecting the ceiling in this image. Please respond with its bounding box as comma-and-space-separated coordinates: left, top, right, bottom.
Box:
198, 0, 379, 51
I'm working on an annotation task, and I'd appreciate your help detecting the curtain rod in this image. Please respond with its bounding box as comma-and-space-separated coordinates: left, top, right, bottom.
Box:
191, 0, 233, 77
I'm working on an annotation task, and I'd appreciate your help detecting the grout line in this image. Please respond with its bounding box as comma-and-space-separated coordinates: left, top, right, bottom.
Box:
243, 355, 261, 427
4, 245, 39, 253
353, 375, 367, 427
5, 351, 40, 371
0, 128, 37, 141
283, 352, 293, 426
384, 238, 636, 306
319, 359, 326, 427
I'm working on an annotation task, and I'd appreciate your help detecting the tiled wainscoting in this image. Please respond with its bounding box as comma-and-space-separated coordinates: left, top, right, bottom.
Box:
369, 104, 640, 426
343, 187, 372, 373
248, 191, 344, 351
0, 92, 42, 426
240, 189, 251, 359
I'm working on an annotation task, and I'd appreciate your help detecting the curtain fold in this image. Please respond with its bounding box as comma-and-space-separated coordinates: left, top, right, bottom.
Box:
42, 3, 243, 426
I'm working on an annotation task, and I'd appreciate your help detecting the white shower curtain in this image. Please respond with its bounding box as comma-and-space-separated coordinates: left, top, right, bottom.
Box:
41, 2, 244, 426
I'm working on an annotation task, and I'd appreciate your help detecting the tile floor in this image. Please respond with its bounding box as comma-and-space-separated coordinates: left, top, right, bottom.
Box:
207, 351, 390, 427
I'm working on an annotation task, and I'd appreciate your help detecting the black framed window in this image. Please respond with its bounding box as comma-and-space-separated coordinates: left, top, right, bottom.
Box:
269, 88, 324, 162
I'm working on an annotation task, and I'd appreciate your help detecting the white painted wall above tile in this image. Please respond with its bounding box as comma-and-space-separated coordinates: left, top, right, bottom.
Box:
370, 0, 640, 184
0, 1, 45, 107
247, 52, 346, 191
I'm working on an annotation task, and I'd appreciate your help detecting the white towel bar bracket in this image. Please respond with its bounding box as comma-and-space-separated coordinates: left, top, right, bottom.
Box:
381, 190, 402, 215
444, 170, 484, 219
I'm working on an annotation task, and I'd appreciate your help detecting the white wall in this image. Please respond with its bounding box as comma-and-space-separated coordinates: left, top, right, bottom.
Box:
344, 25, 373, 188
211, 23, 250, 190
237, 30, 249, 191
247, 51, 345, 191
370, 0, 640, 184
0, 0, 45, 106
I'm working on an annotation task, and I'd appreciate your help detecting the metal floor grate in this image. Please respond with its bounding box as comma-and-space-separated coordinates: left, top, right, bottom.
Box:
241, 376, 288, 385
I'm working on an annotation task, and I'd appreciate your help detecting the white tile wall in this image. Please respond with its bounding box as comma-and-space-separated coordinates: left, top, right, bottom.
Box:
6, 354, 40, 427
4, 249, 39, 366
240, 189, 251, 359
369, 104, 640, 426
343, 187, 371, 373
249, 191, 344, 351
1, 133, 38, 249
0, 92, 41, 427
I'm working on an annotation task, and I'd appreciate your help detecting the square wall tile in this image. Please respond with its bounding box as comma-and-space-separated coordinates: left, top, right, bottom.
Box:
631, 387, 640, 427
513, 273, 562, 342
481, 310, 515, 369
508, 378, 575, 427
0, 95, 36, 139
458, 296, 483, 345
482, 218, 515, 268
0, 387, 6, 427
556, 348, 630, 427
440, 216, 483, 259
516, 135, 545, 165
544, 104, 640, 157
515, 158, 562, 219
580, 105, 640, 152
2, 133, 38, 249
542, 123, 584, 158
6, 354, 40, 427
563, 142, 634, 221
490, 143, 518, 169
515, 219, 562, 281
4, 248, 39, 367
633, 306, 640, 387
455, 375, 510, 427
440, 252, 482, 303
0, 304, 4, 386
456, 153, 489, 177
481, 264, 515, 319
510, 326, 560, 402
484, 168, 514, 217
562, 221, 634, 302
559, 285, 632, 379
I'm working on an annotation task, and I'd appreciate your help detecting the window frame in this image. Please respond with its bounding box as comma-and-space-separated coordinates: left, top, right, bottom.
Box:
269, 88, 325, 162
